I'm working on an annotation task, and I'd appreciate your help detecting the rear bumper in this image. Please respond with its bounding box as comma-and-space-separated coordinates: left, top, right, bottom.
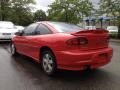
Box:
55, 47, 113, 70
109, 31, 118, 34
0, 39, 11, 42
0, 35, 15, 40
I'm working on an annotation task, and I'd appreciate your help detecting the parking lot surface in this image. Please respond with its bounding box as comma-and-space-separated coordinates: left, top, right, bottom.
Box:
0, 42, 120, 90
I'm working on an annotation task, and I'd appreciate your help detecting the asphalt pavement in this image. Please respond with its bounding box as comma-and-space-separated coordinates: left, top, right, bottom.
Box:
0, 41, 120, 90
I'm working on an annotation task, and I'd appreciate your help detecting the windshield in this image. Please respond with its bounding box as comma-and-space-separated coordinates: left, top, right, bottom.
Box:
49, 22, 83, 33
0, 22, 14, 29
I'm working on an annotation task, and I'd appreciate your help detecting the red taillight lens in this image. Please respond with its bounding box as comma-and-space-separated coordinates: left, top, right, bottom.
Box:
66, 37, 88, 46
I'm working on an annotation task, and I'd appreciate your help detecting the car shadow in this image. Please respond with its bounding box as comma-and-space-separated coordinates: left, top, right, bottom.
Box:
11, 55, 114, 85
1, 43, 115, 90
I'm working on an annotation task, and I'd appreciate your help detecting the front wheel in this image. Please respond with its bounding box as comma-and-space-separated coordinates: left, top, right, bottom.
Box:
10, 43, 18, 56
41, 50, 57, 76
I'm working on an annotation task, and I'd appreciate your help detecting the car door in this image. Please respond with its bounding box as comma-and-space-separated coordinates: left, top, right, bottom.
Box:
15, 23, 38, 57
28, 24, 53, 61
15, 23, 53, 62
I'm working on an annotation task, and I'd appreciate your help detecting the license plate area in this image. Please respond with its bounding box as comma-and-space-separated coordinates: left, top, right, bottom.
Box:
97, 53, 108, 63
2, 33, 11, 35
99, 53, 107, 57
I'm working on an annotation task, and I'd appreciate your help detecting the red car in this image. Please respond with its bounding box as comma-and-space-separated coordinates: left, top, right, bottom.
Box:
11, 21, 113, 75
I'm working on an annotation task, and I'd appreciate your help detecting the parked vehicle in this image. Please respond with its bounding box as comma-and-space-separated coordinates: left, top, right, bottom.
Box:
85, 26, 96, 30
0, 21, 18, 41
107, 26, 118, 34
11, 21, 113, 75
15, 25, 24, 31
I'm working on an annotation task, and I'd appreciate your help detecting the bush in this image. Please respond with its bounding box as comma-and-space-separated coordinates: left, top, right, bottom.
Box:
109, 32, 118, 39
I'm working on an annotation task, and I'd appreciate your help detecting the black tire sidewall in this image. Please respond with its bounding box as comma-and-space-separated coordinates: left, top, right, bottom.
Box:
10, 43, 17, 56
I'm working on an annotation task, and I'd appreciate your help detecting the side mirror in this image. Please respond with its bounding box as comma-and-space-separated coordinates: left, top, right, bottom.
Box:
15, 30, 23, 36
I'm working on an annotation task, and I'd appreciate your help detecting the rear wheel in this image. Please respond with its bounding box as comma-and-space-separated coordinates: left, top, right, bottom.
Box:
41, 50, 57, 76
10, 43, 18, 56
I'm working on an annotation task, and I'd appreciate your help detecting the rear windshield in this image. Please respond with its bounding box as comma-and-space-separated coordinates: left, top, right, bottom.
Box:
49, 22, 83, 33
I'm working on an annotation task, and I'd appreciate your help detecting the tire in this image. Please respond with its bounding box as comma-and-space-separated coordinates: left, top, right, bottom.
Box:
10, 43, 18, 56
41, 50, 57, 76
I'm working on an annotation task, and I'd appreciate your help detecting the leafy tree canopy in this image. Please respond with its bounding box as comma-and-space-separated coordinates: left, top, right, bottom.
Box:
34, 10, 47, 21
99, 0, 120, 38
0, 0, 35, 26
47, 0, 94, 24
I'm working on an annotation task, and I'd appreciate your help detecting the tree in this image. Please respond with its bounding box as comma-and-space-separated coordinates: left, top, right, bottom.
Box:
0, 0, 10, 20
9, 0, 35, 26
0, 0, 35, 26
47, 0, 94, 24
99, 0, 120, 38
34, 10, 47, 21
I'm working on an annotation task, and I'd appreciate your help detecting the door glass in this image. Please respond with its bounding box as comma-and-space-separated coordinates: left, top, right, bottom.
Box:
35, 24, 52, 35
23, 23, 38, 36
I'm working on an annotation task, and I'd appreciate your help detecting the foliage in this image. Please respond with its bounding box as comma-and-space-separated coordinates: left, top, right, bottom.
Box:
34, 10, 47, 21
109, 32, 118, 39
0, 0, 10, 20
99, 0, 120, 38
0, 0, 35, 26
47, 0, 94, 24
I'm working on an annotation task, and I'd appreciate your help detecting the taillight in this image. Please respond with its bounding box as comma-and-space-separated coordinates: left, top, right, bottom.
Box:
66, 37, 88, 46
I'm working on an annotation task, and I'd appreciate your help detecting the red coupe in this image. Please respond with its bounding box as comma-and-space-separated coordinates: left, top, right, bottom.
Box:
11, 21, 113, 75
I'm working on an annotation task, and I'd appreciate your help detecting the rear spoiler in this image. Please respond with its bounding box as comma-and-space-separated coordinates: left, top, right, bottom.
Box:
71, 29, 108, 35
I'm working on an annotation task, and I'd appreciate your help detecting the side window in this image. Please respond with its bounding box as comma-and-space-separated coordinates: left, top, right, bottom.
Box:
23, 23, 38, 36
35, 24, 52, 35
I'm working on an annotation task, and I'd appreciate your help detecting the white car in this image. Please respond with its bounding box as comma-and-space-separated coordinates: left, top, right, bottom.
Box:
107, 26, 118, 34
85, 26, 96, 30
15, 25, 24, 31
0, 21, 18, 41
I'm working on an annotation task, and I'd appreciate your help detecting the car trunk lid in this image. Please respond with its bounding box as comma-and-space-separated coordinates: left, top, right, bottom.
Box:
71, 29, 109, 50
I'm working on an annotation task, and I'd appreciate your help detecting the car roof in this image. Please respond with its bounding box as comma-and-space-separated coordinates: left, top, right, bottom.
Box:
0, 21, 13, 23
36, 21, 50, 24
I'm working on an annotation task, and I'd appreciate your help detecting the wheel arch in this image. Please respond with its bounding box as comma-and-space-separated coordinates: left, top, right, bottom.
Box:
39, 46, 56, 62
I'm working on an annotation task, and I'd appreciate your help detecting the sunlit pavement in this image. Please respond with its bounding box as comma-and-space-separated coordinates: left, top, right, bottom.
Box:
0, 41, 120, 90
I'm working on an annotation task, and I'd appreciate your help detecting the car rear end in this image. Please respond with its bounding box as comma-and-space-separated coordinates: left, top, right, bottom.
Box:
55, 30, 113, 70
0, 30, 17, 41
0, 21, 18, 41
